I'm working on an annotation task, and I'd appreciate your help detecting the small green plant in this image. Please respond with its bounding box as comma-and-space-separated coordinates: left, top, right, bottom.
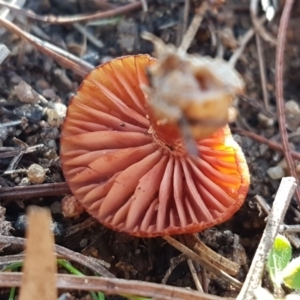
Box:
267, 234, 300, 291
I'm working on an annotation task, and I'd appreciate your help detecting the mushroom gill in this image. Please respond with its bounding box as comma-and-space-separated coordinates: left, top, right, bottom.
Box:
60, 53, 250, 237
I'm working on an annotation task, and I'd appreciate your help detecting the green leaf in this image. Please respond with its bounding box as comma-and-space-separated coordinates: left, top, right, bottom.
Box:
267, 234, 292, 286
282, 256, 300, 289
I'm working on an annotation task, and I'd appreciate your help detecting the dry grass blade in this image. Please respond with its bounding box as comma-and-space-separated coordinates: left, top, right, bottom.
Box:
19, 206, 57, 300
0, 0, 142, 24
0, 17, 93, 77
0, 235, 114, 278
237, 177, 297, 300
229, 16, 266, 67
187, 258, 204, 292
250, 0, 277, 45
0, 272, 234, 300
178, 2, 208, 53
164, 236, 242, 289
232, 128, 300, 161
184, 234, 240, 276
275, 0, 300, 205
255, 33, 269, 110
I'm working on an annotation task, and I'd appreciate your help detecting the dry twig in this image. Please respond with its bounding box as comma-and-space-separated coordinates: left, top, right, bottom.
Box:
0, 235, 112, 277
275, 0, 300, 205
179, 2, 208, 53
0, 1, 141, 24
250, 0, 277, 45
255, 33, 270, 110
0, 272, 232, 300
237, 177, 297, 300
176, 0, 190, 46
161, 254, 186, 284
229, 16, 266, 66
184, 234, 240, 276
187, 259, 204, 292
232, 127, 300, 161
0, 17, 93, 76
163, 236, 242, 289
254, 195, 300, 248
0, 183, 71, 201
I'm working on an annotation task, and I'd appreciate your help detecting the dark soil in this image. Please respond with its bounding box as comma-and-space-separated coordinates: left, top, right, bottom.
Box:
1, 0, 300, 299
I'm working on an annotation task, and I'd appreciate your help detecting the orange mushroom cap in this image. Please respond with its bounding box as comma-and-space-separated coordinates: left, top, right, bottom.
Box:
60, 54, 250, 237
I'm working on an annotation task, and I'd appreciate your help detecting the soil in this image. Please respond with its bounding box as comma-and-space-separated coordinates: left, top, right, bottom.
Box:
0, 0, 300, 299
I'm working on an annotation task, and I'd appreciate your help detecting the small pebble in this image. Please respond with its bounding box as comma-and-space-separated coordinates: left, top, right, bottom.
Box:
14, 214, 28, 232
61, 195, 85, 218
46, 108, 63, 127
44, 148, 58, 160
80, 238, 88, 248
36, 79, 50, 90
15, 80, 39, 104
27, 163, 46, 184
45, 139, 57, 150
26, 135, 38, 146
43, 88, 56, 99
0, 126, 8, 140
15, 214, 64, 237
54, 68, 73, 90
267, 166, 285, 180
20, 177, 30, 186
117, 19, 139, 53
50, 201, 62, 214
14, 104, 44, 122
285, 100, 300, 130
51, 172, 63, 183
40, 127, 60, 140
53, 102, 67, 119
258, 113, 274, 127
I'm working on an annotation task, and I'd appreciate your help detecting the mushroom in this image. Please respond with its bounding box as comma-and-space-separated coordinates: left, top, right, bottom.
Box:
60, 38, 250, 237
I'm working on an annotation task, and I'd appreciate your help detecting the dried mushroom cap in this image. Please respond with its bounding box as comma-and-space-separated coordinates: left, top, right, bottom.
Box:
60, 54, 250, 237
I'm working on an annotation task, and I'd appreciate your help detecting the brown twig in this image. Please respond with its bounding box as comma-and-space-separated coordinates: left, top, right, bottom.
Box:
0, 144, 43, 160
0, 235, 113, 278
250, 0, 277, 45
187, 259, 204, 292
176, 0, 190, 47
163, 236, 242, 289
255, 33, 270, 110
161, 254, 186, 284
239, 95, 276, 119
0, 1, 142, 24
232, 127, 300, 161
275, 0, 300, 204
229, 16, 267, 67
178, 2, 208, 53
0, 17, 93, 76
183, 234, 240, 276
0, 272, 232, 300
0, 183, 71, 201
